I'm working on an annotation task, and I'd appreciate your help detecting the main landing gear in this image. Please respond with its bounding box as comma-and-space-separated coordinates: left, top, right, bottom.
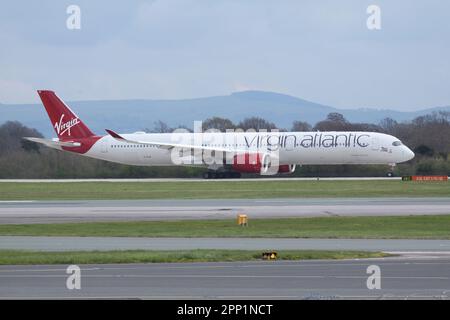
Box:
202, 171, 242, 179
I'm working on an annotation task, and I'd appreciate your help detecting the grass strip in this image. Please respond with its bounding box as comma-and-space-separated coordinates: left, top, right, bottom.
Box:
0, 180, 448, 200
1, 215, 450, 239
0, 249, 390, 265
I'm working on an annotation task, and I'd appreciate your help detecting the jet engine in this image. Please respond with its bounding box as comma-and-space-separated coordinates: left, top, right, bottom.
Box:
231, 153, 267, 174
277, 164, 296, 174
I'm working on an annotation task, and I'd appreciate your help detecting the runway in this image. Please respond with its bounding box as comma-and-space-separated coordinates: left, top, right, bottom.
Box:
2, 195, 449, 300
2, 236, 450, 252
0, 177, 404, 182
1, 197, 450, 224
1, 258, 449, 299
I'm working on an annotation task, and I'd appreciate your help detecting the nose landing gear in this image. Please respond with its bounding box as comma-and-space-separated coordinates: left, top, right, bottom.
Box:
386, 163, 396, 177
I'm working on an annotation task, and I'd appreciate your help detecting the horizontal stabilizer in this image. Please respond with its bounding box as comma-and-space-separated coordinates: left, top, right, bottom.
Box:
23, 137, 81, 148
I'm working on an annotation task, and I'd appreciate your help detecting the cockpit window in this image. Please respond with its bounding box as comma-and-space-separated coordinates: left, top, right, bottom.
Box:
392, 141, 402, 146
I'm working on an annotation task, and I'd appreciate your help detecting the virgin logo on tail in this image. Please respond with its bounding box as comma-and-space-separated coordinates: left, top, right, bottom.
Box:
54, 114, 80, 136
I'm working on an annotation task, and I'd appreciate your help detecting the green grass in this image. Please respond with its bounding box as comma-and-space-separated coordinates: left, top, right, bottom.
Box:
0, 249, 389, 265
2, 215, 450, 239
0, 180, 448, 200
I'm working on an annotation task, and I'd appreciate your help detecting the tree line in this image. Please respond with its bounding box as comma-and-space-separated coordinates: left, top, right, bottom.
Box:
0, 112, 449, 178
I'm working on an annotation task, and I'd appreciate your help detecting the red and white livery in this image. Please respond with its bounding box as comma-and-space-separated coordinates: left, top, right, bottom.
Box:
25, 90, 415, 178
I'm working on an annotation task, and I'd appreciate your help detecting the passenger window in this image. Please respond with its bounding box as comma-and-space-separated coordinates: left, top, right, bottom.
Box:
392, 141, 402, 146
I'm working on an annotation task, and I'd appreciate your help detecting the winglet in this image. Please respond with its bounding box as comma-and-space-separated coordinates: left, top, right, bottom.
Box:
105, 129, 125, 140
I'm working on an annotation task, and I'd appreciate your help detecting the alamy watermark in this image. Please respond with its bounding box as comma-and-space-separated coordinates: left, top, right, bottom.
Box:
366, 265, 381, 290
66, 265, 81, 290
367, 5, 381, 30
66, 5, 81, 30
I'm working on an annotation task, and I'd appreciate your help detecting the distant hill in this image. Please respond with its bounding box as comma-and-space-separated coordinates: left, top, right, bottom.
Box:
1, 90, 449, 137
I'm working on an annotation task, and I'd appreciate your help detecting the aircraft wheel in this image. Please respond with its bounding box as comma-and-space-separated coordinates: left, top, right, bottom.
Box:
386, 171, 394, 177
202, 172, 209, 179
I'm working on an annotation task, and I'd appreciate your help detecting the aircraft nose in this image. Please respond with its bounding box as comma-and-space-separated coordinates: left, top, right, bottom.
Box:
403, 147, 415, 161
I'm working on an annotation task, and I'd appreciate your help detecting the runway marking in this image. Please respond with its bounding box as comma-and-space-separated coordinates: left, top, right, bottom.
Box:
1, 274, 449, 280
3, 259, 450, 273
0, 177, 406, 183
91, 209, 234, 213
0, 295, 300, 300
0, 294, 447, 300
91, 262, 450, 272
0, 267, 100, 273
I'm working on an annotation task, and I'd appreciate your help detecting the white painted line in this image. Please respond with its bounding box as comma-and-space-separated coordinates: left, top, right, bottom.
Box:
0, 295, 446, 300
1, 274, 448, 280
387, 251, 450, 255
0, 177, 407, 183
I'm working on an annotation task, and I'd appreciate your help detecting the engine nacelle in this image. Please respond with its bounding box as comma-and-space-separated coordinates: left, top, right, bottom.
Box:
278, 164, 296, 174
231, 153, 294, 175
231, 153, 264, 173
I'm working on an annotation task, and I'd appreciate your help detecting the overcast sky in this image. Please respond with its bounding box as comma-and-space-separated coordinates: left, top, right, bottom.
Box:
0, 0, 449, 110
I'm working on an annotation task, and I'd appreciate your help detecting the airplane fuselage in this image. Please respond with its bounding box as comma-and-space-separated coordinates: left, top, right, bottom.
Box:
84, 131, 414, 167
26, 90, 415, 176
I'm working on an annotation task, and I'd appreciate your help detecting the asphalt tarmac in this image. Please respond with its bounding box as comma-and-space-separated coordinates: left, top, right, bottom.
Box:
1, 237, 450, 252
1, 257, 449, 299
1, 197, 449, 224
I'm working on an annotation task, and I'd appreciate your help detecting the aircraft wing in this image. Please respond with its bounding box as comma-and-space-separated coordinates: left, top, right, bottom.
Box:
105, 129, 249, 154
23, 137, 81, 148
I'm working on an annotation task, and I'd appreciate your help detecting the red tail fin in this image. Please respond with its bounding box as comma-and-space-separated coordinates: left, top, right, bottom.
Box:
37, 90, 95, 139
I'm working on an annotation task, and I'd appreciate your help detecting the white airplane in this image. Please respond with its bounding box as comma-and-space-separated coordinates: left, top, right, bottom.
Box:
25, 90, 415, 178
